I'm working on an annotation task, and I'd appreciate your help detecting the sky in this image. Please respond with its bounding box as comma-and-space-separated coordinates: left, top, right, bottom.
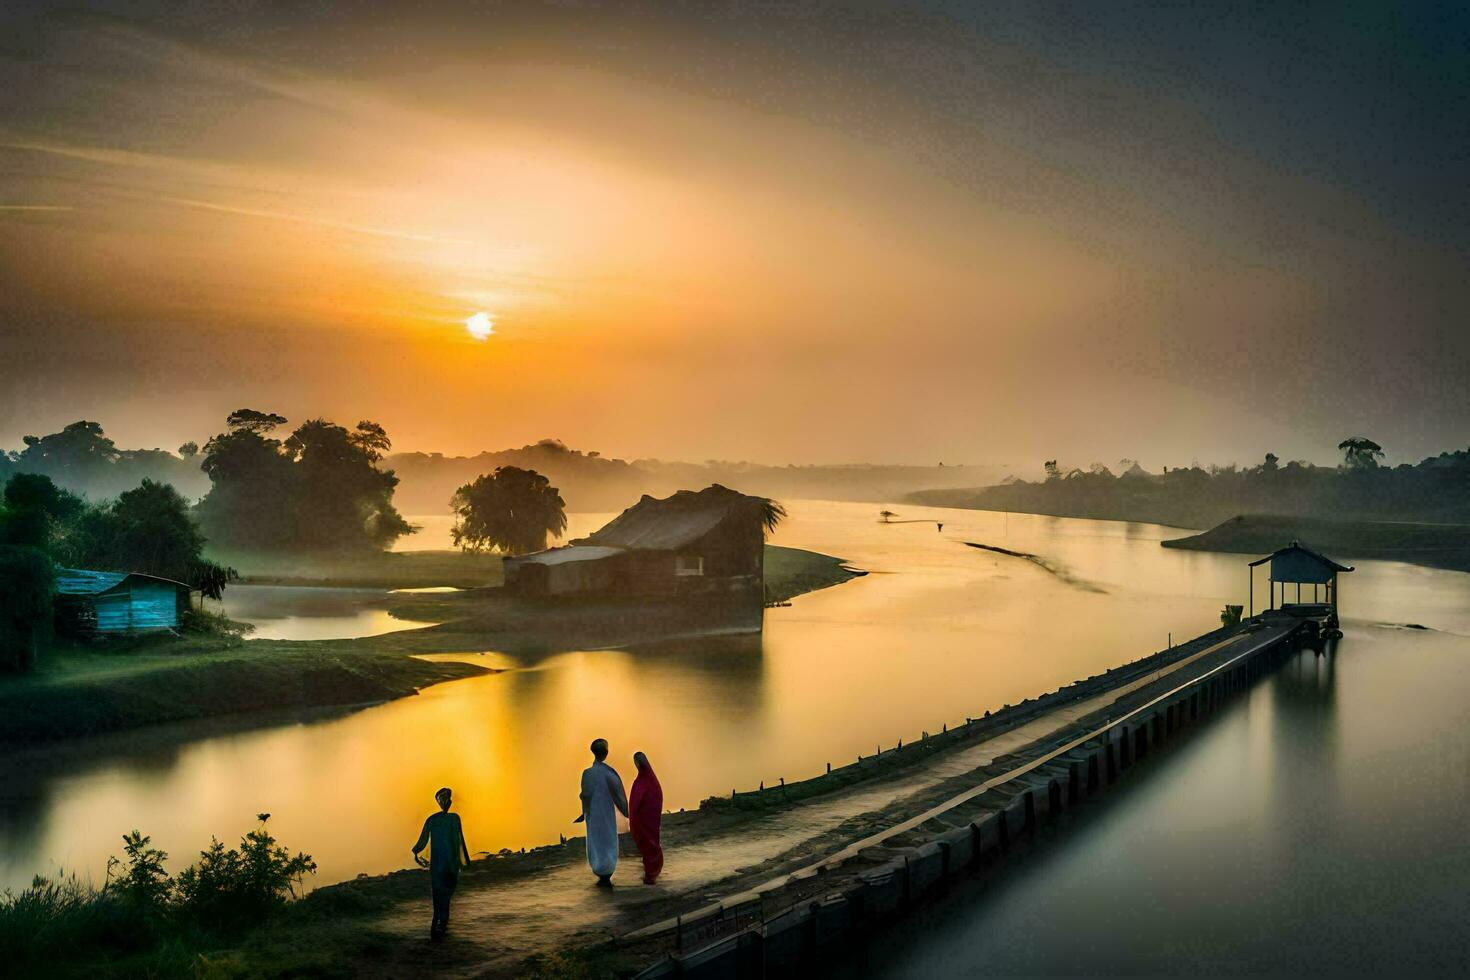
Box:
2, 1, 1467, 471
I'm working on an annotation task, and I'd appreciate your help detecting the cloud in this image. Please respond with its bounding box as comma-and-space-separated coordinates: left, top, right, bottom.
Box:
164, 197, 474, 246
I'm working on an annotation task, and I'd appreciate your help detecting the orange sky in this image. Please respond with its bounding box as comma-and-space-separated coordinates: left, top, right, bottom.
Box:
3, 4, 1467, 468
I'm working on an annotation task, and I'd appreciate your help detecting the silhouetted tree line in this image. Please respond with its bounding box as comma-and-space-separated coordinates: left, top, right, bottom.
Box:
942, 437, 1470, 530
195, 409, 413, 552
0, 420, 209, 500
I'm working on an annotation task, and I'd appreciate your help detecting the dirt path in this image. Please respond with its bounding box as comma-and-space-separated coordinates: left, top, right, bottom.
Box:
360, 630, 1247, 976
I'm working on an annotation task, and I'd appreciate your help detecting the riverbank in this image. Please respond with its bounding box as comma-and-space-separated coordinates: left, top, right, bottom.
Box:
216, 547, 505, 589
0, 637, 490, 745
904, 486, 1207, 530
193, 620, 1267, 978
1162, 514, 1470, 572
0, 545, 858, 745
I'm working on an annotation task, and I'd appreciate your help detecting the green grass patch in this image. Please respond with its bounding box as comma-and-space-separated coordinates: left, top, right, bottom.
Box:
210, 548, 504, 589
0, 635, 485, 744
764, 545, 862, 603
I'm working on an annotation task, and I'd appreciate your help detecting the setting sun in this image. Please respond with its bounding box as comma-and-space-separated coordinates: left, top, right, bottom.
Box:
466, 311, 494, 340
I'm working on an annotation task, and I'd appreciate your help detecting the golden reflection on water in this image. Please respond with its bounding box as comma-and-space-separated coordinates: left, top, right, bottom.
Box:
3, 501, 1470, 890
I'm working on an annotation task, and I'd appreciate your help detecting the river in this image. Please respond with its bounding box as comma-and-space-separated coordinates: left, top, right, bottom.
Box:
3, 501, 1467, 900
843, 619, 1470, 976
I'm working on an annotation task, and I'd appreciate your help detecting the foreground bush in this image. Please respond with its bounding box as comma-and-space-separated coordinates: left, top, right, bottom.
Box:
0, 816, 315, 976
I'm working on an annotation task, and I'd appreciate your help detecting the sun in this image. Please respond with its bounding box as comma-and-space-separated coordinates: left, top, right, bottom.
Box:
465, 311, 495, 340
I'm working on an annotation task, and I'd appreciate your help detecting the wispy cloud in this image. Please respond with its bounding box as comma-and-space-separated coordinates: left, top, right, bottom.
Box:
164, 196, 474, 246
0, 204, 74, 211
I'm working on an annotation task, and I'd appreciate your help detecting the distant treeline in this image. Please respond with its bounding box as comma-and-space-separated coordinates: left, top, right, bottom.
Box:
908, 440, 1470, 530
388, 438, 1000, 513
3, 428, 998, 518
0, 421, 209, 500
1, 413, 413, 557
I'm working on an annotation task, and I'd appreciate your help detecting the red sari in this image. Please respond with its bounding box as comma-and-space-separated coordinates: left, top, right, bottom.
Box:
628, 764, 664, 884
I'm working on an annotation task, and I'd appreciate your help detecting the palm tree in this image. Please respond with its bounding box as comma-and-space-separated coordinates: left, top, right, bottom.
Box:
756, 497, 787, 538
1337, 436, 1384, 470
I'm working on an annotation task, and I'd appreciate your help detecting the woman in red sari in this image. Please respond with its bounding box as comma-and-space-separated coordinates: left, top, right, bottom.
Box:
628, 751, 664, 884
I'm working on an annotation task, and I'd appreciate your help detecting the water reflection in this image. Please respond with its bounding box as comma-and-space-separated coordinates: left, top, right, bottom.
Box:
852, 627, 1470, 976
219, 585, 438, 641
3, 501, 1469, 894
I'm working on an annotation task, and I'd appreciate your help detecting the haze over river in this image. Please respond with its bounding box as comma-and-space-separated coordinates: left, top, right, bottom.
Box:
3, 502, 1468, 897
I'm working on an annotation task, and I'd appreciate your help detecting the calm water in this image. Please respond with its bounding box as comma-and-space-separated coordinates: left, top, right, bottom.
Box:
850, 622, 1470, 976
218, 585, 438, 641
3, 501, 1467, 895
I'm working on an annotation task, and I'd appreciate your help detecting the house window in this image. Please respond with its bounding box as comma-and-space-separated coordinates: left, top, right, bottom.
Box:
675, 555, 705, 577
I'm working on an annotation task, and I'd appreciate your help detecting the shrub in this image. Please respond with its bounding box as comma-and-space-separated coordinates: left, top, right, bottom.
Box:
106, 830, 173, 911
174, 817, 317, 932
178, 605, 252, 640
2, 816, 317, 974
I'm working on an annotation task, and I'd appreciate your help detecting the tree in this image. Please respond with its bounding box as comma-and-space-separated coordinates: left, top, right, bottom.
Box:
6, 421, 209, 500
225, 409, 288, 435
1, 473, 85, 552
0, 545, 52, 672
178, 441, 200, 459
197, 419, 297, 548
282, 419, 412, 549
12, 421, 120, 487
75, 479, 206, 582
197, 412, 412, 551
755, 497, 787, 536
1043, 460, 1061, 481
1338, 436, 1384, 470
451, 466, 567, 555
1260, 452, 1280, 473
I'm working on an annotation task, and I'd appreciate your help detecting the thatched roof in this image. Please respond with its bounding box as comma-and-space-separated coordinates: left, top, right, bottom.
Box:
503, 545, 624, 567
583, 485, 763, 551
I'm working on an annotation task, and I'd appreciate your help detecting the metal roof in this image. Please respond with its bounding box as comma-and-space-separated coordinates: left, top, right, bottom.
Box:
55, 567, 192, 595
583, 485, 755, 551
503, 545, 625, 567
1247, 541, 1355, 573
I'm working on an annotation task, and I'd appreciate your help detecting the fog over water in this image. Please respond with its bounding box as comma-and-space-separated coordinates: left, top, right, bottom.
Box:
2, 501, 1467, 898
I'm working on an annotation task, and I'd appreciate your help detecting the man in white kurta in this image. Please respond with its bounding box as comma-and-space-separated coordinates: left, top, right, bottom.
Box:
579, 738, 629, 885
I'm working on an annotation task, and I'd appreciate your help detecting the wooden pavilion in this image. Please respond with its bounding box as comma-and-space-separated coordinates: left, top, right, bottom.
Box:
1247, 541, 1354, 618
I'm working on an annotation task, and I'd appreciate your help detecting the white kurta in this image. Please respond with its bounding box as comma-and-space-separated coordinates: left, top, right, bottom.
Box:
581, 761, 627, 877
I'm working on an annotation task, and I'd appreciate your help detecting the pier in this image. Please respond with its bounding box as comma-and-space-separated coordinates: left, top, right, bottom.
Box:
626, 556, 1341, 977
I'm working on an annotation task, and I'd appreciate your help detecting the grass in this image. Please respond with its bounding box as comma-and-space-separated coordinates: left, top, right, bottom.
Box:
763, 545, 861, 602
0, 545, 858, 745
0, 635, 486, 745
211, 548, 504, 589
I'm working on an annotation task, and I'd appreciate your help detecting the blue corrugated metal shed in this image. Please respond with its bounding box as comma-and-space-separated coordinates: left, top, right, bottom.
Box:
54, 567, 191, 634
55, 567, 131, 595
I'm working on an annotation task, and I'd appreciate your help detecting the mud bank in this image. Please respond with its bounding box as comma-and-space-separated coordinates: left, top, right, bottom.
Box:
1163, 513, 1470, 573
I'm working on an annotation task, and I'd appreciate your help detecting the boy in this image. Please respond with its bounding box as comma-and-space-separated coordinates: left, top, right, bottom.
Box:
411, 787, 471, 941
